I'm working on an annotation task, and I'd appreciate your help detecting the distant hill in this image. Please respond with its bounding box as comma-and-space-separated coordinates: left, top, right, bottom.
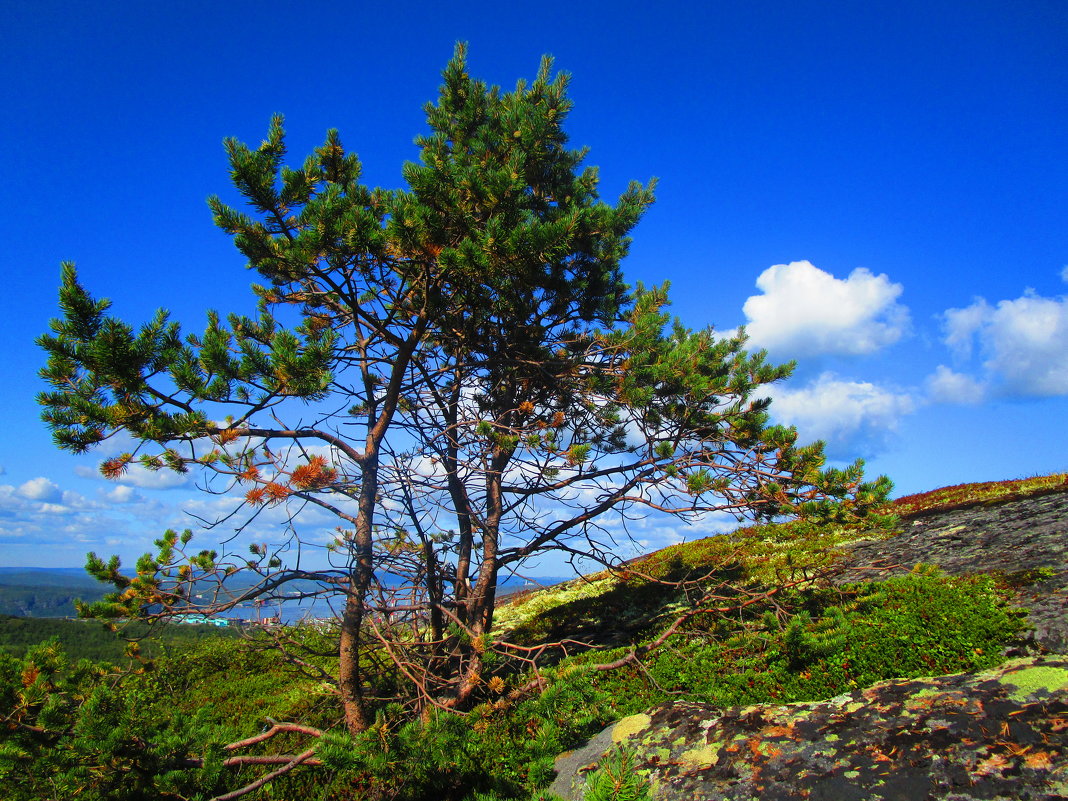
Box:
0, 567, 104, 588
0, 567, 570, 619
0, 570, 107, 617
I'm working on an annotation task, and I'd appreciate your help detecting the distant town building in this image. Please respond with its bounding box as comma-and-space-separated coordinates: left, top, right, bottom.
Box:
176, 614, 230, 627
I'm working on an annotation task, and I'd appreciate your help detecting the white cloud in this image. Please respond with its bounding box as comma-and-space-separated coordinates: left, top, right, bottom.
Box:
38, 502, 73, 515
766, 372, 916, 459
4, 482, 92, 514
1061, 265, 1068, 283
741, 261, 910, 357
104, 485, 141, 504
61, 489, 94, 510
943, 298, 992, 360
942, 290, 1068, 397
925, 365, 986, 405
18, 477, 62, 502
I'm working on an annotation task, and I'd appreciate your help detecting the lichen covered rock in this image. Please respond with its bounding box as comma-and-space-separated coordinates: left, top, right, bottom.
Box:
552, 655, 1068, 800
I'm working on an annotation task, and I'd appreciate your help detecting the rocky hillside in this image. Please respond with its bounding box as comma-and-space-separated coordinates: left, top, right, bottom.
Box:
838, 483, 1068, 655
548, 477, 1068, 801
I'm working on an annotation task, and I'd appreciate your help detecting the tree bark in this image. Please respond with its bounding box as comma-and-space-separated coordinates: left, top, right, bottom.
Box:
338, 449, 378, 734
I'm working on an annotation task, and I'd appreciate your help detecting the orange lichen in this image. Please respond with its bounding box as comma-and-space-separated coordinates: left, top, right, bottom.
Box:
974, 753, 1010, 776
1024, 750, 1055, 770
762, 725, 795, 738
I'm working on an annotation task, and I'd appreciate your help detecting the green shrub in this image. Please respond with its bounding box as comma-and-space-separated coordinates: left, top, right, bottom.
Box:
582, 748, 653, 801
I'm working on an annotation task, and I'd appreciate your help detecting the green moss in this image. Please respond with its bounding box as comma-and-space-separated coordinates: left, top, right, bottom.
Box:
998, 665, 1068, 702
495, 576, 616, 634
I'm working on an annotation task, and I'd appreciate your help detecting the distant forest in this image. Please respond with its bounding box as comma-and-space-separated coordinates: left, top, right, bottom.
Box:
0, 569, 106, 617
0, 614, 238, 663
0, 569, 239, 662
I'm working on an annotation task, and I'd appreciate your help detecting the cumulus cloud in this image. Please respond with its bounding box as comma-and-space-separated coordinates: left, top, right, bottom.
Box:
925, 365, 986, 405
942, 290, 1068, 397
38, 502, 75, 515
18, 477, 62, 502
943, 299, 993, 360
766, 373, 916, 459
0, 468, 225, 568
741, 261, 910, 357
7, 481, 93, 515
1, 480, 112, 551
103, 485, 142, 504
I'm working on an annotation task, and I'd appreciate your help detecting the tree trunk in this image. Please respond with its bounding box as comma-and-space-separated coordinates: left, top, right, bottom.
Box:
338, 585, 370, 734
337, 450, 379, 735
447, 551, 500, 710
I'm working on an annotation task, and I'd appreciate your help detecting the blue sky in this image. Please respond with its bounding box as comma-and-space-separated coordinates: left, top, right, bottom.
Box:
2, 0, 1066, 569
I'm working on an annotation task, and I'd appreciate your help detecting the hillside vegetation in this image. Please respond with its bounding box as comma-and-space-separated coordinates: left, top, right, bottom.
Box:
0, 615, 239, 662
0, 570, 108, 617
2, 472, 1064, 800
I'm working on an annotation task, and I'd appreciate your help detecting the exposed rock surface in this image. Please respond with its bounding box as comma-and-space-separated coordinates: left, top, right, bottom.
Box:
551, 657, 1068, 801
551, 490, 1068, 800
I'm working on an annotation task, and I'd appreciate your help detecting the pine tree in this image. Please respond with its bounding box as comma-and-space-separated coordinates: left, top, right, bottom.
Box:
37, 44, 891, 736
